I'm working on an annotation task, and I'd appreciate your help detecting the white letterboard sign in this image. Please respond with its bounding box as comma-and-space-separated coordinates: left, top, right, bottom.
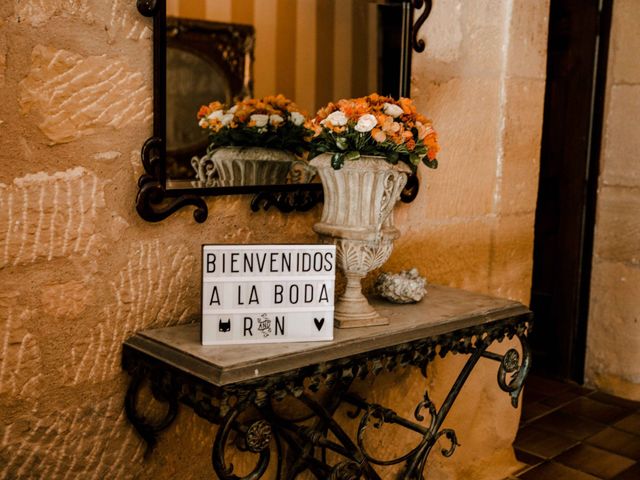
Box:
201, 244, 336, 345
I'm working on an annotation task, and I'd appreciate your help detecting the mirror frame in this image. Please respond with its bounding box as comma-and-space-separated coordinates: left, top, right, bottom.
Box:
135, 0, 433, 223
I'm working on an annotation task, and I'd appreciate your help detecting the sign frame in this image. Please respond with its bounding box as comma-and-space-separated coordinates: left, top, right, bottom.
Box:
200, 244, 336, 346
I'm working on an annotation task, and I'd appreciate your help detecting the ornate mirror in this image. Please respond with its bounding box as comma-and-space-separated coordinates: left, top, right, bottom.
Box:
135, 0, 433, 223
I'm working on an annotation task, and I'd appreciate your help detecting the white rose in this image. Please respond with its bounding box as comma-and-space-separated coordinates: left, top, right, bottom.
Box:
207, 110, 224, 121
290, 111, 305, 126
250, 114, 269, 127
228, 105, 238, 114
321, 110, 348, 126
415, 121, 433, 140
269, 114, 284, 126
354, 113, 377, 133
383, 102, 404, 118
220, 113, 234, 126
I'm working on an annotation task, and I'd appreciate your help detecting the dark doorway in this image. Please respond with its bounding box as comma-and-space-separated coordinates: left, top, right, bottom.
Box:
529, 0, 613, 382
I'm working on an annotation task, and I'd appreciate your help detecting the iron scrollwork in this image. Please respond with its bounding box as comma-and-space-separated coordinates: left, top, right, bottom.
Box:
136, 138, 209, 223
412, 1, 434, 53
123, 314, 532, 479
250, 188, 324, 213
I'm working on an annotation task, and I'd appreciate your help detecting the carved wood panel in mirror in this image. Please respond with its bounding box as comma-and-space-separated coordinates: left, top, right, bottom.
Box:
135, 0, 433, 223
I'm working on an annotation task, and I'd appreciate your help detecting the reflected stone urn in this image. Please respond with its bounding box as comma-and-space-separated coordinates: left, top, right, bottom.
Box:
310, 153, 411, 328
192, 146, 308, 187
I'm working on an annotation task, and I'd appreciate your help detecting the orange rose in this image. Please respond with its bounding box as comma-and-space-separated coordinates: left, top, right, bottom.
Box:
197, 105, 210, 119
371, 128, 387, 143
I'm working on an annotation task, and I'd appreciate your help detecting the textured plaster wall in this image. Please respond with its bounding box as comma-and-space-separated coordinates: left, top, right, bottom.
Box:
0, 0, 548, 478
585, 0, 640, 401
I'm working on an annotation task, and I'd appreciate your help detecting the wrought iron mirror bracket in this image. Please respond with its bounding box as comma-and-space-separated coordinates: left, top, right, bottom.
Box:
134, 0, 435, 223
123, 314, 532, 479
412, 1, 434, 53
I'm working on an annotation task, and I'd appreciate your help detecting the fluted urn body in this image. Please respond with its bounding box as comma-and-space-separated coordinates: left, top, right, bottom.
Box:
310, 154, 410, 328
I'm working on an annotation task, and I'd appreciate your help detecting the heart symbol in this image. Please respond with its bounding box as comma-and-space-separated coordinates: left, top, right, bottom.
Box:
314, 317, 325, 331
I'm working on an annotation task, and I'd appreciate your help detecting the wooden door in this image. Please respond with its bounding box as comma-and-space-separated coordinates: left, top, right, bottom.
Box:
529, 0, 613, 382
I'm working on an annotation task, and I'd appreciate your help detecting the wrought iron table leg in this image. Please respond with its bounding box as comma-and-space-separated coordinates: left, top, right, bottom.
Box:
340, 332, 532, 479
124, 371, 179, 455
481, 332, 532, 407
212, 400, 272, 480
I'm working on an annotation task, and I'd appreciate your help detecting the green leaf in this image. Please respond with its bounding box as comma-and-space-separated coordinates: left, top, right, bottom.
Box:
331, 152, 345, 170
422, 157, 439, 169
335, 137, 348, 151
344, 151, 361, 162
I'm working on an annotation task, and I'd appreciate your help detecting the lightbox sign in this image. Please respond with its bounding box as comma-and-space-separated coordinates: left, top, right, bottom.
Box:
201, 245, 336, 345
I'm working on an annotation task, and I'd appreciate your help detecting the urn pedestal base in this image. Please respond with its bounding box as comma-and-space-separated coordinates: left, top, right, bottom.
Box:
334, 293, 388, 328
322, 233, 398, 328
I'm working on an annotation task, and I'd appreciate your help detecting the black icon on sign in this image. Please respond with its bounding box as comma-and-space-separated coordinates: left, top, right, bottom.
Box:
314, 317, 325, 331
218, 319, 231, 332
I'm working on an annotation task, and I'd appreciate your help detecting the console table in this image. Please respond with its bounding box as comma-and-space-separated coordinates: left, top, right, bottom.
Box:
122, 285, 532, 479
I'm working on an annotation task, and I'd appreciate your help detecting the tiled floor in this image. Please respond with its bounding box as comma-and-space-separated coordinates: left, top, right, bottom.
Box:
508, 375, 640, 480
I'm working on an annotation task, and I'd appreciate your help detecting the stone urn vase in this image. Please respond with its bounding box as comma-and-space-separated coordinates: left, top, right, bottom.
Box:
309, 153, 411, 328
192, 147, 300, 187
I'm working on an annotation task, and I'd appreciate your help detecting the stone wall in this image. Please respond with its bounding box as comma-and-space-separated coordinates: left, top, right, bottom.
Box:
0, 0, 548, 478
585, 0, 640, 401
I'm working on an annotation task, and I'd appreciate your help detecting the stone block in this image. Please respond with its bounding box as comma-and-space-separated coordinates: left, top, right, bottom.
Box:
104, 0, 152, 44
420, 0, 463, 64
0, 394, 145, 479
0, 292, 42, 398
60, 240, 197, 386
610, 0, 640, 84
488, 213, 535, 304
11, 0, 93, 27
387, 217, 493, 294
40, 280, 91, 320
0, 29, 6, 87
412, 78, 501, 220
459, 0, 511, 77
601, 85, 640, 188
506, 0, 550, 79
499, 78, 545, 215
0, 167, 103, 269
414, 0, 505, 79
586, 259, 640, 400
18, 45, 152, 144
593, 185, 640, 264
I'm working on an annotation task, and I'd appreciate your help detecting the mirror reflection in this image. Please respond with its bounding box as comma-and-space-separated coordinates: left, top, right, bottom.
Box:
165, 0, 410, 187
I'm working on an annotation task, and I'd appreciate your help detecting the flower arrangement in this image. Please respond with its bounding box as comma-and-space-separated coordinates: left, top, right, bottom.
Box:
307, 93, 439, 170
197, 94, 311, 156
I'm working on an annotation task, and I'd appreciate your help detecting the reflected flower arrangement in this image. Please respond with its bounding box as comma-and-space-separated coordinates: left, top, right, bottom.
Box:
197, 95, 311, 156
